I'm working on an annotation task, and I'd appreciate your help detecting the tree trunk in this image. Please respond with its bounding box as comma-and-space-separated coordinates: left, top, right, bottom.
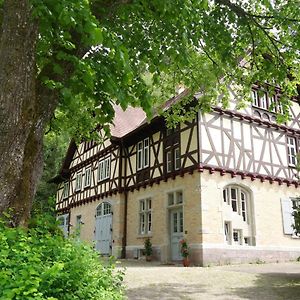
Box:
0, 0, 43, 226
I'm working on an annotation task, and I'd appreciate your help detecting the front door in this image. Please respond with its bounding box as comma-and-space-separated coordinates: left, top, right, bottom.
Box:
95, 203, 112, 255
170, 208, 183, 260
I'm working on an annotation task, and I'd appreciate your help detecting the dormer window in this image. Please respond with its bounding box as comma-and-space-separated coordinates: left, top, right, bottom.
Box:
251, 89, 281, 113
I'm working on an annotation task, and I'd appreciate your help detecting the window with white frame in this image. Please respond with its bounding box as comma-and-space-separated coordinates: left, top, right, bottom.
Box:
98, 157, 110, 181
224, 221, 231, 244
223, 185, 255, 246
223, 186, 248, 222
96, 202, 112, 216
139, 198, 152, 235
84, 167, 92, 187
168, 190, 183, 206
75, 172, 82, 191
251, 89, 280, 112
62, 181, 69, 199
281, 197, 300, 236
233, 229, 242, 245
166, 146, 181, 173
137, 138, 150, 170
287, 136, 297, 166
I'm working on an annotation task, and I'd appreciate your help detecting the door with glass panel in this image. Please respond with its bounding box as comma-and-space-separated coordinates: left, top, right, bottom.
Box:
170, 208, 183, 260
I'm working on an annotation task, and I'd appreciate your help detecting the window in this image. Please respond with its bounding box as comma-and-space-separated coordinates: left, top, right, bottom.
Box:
75, 215, 82, 238
62, 182, 69, 199
233, 229, 242, 245
251, 89, 280, 112
75, 173, 82, 191
98, 157, 110, 181
137, 138, 150, 170
223, 185, 254, 246
224, 221, 231, 244
166, 146, 181, 173
139, 198, 152, 235
96, 202, 112, 216
287, 137, 297, 166
84, 167, 92, 187
223, 186, 248, 220
281, 197, 300, 236
168, 190, 183, 206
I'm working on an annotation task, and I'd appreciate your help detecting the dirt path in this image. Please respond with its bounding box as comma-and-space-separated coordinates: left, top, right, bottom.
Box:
118, 260, 300, 300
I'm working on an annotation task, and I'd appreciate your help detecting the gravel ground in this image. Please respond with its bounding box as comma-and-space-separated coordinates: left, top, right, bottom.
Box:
117, 260, 300, 300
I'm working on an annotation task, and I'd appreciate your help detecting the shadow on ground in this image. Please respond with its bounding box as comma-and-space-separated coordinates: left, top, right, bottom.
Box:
126, 283, 206, 300
230, 272, 300, 300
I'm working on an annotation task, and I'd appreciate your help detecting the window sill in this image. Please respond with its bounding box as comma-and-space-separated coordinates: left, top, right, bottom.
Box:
137, 234, 152, 239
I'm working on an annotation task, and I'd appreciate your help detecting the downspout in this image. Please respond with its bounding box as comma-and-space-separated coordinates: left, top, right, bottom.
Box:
197, 109, 204, 266
120, 139, 128, 258
122, 190, 128, 258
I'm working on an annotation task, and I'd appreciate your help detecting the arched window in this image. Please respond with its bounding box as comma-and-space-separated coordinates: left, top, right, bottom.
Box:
223, 185, 255, 246
96, 202, 112, 217
223, 186, 249, 222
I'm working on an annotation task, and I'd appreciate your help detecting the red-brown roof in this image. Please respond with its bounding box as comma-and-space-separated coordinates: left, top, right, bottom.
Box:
110, 105, 147, 138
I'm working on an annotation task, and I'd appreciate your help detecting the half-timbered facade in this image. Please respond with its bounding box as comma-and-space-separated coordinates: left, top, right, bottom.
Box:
55, 89, 300, 266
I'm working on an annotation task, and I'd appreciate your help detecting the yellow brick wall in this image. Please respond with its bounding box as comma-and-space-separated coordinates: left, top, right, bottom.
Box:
200, 170, 300, 247
69, 194, 125, 257
126, 173, 201, 261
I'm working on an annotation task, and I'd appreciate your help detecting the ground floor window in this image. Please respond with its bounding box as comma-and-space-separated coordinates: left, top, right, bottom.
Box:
139, 198, 152, 235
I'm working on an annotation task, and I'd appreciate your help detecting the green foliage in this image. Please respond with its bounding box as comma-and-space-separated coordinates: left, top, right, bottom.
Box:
24, 0, 300, 141
292, 208, 300, 236
144, 238, 153, 256
33, 132, 69, 214
0, 216, 123, 300
180, 239, 189, 258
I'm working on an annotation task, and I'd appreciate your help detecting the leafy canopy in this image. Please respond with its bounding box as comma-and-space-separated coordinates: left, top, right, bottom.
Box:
28, 0, 300, 138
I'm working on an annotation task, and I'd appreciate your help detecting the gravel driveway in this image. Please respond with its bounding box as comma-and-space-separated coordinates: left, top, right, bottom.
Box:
118, 260, 300, 300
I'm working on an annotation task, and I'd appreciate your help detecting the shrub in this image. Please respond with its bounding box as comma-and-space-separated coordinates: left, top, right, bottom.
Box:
0, 216, 124, 300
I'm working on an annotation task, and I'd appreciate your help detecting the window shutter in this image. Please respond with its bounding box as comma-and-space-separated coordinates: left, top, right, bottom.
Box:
280, 198, 294, 235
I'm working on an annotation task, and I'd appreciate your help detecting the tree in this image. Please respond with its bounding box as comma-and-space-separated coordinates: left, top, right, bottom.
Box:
1, 0, 300, 226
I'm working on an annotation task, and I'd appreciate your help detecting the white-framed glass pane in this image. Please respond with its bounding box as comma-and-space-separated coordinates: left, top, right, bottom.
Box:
261, 92, 268, 109
63, 182, 69, 199
75, 173, 82, 191
173, 213, 178, 233
175, 147, 180, 170
137, 141, 143, 170
85, 167, 91, 187
287, 137, 297, 166
144, 138, 149, 167
251, 90, 259, 107
168, 193, 174, 206
147, 212, 152, 233
176, 191, 183, 204
179, 211, 183, 233
167, 151, 172, 172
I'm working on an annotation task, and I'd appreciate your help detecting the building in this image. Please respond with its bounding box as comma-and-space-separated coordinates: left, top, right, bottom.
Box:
54, 87, 300, 266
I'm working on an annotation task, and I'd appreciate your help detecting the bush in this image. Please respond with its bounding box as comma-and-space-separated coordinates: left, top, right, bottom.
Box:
0, 216, 124, 300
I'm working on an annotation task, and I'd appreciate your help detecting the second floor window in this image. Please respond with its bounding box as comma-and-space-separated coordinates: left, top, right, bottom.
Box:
98, 157, 110, 181
84, 167, 91, 187
62, 181, 69, 199
287, 137, 297, 166
137, 138, 150, 170
75, 173, 82, 191
166, 146, 181, 173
